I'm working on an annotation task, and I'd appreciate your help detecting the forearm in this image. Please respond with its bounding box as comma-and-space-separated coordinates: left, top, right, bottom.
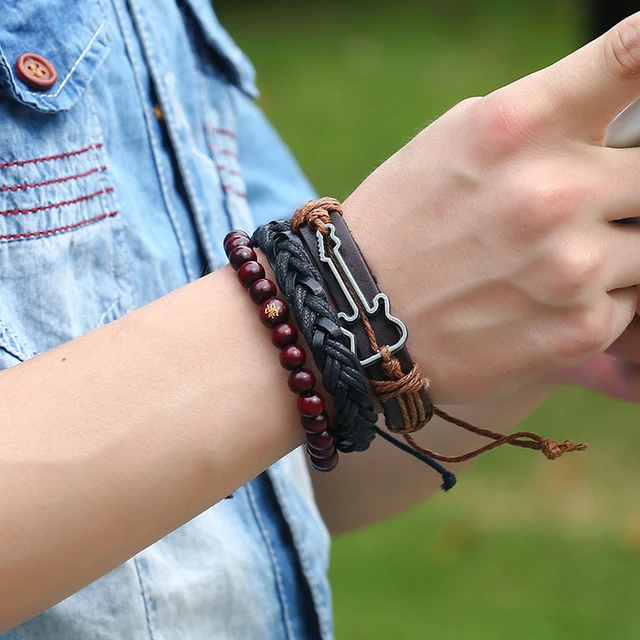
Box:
312, 379, 556, 534
0, 264, 304, 630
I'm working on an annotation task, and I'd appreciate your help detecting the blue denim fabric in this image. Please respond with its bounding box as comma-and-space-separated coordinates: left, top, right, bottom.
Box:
0, 0, 333, 638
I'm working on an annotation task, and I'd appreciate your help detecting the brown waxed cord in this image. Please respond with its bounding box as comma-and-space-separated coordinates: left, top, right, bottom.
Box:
406, 406, 588, 463
292, 197, 588, 462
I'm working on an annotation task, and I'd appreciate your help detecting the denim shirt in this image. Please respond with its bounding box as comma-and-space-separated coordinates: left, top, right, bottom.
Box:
0, 1, 333, 638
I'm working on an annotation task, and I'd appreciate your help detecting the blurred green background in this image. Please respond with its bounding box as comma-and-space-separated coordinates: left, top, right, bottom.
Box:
217, 1, 640, 637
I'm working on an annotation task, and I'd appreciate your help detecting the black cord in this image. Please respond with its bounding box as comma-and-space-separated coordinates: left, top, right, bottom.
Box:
374, 427, 456, 491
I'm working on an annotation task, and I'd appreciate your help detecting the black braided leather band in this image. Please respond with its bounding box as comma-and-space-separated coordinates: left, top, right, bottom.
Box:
252, 221, 378, 453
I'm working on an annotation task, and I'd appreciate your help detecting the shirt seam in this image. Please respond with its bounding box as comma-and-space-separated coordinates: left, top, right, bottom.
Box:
245, 481, 297, 640
269, 467, 333, 640
131, 0, 218, 271
133, 556, 156, 640
110, 0, 195, 282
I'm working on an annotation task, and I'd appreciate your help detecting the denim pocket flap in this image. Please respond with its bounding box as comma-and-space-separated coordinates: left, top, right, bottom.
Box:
0, 0, 111, 113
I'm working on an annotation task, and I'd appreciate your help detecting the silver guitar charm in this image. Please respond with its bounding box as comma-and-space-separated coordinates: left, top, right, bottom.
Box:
317, 223, 408, 367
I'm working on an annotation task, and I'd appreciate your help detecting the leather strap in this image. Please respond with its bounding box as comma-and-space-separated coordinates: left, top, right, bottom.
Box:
297, 209, 431, 432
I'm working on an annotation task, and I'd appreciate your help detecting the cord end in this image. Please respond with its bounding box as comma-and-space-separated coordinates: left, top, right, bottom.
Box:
441, 471, 457, 492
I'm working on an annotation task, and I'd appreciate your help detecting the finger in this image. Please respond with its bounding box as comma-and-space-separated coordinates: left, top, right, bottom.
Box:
607, 321, 640, 361
607, 287, 637, 345
594, 146, 640, 221
557, 353, 640, 402
607, 294, 640, 360
604, 224, 640, 289
610, 358, 640, 401
514, 12, 640, 140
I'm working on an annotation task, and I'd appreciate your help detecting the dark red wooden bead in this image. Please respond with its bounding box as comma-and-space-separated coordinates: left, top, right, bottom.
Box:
306, 429, 334, 451
225, 235, 252, 256
272, 323, 298, 348
297, 392, 324, 417
306, 442, 336, 459
288, 368, 316, 393
308, 448, 339, 472
250, 279, 277, 305
224, 230, 248, 245
280, 344, 306, 370
229, 245, 257, 270
259, 298, 290, 328
301, 412, 329, 434
237, 261, 265, 288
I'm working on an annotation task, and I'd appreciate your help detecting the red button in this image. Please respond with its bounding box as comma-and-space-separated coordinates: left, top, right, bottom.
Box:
15, 53, 57, 91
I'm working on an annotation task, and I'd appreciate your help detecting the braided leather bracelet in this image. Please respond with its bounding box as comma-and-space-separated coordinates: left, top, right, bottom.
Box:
252, 221, 377, 453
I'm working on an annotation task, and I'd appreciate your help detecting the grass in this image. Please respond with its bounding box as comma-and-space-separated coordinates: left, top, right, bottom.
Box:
216, 1, 640, 637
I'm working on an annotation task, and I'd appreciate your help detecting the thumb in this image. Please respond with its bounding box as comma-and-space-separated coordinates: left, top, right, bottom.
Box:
511, 13, 640, 141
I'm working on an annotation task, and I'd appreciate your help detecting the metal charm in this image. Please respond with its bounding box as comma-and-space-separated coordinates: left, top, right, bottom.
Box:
317, 224, 408, 367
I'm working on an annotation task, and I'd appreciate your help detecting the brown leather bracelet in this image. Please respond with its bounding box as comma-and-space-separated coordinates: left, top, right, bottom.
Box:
293, 199, 432, 434
292, 198, 588, 469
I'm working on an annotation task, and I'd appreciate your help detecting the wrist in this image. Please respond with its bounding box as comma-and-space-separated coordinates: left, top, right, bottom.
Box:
341, 193, 437, 396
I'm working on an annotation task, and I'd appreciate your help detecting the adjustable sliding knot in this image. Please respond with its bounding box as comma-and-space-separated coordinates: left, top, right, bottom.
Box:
291, 197, 341, 234
369, 345, 431, 434
371, 362, 428, 403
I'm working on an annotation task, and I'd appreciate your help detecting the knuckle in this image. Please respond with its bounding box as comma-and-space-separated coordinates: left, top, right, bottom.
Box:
456, 96, 483, 111
607, 18, 640, 80
518, 175, 587, 231
533, 179, 585, 220
546, 247, 601, 300
474, 94, 543, 156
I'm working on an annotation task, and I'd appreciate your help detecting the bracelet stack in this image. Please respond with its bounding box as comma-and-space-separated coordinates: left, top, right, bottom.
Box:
224, 230, 339, 472
292, 201, 431, 434
226, 198, 588, 488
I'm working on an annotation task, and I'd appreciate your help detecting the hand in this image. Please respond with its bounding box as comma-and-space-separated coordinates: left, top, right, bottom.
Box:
558, 300, 640, 401
345, 14, 640, 404
553, 353, 639, 402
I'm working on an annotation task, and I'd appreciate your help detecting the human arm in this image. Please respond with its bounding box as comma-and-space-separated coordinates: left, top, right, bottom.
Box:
313, 14, 640, 532
0, 265, 307, 631
5, 10, 640, 630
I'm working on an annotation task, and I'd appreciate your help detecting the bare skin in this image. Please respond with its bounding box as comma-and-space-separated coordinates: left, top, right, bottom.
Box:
3, 12, 640, 632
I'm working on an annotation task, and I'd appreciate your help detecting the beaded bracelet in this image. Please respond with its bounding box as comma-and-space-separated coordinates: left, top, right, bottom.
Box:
224, 230, 339, 473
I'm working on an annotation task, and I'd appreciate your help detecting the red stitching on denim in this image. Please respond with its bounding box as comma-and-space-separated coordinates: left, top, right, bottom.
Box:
216, 164, 242, 177
223, 184, 247, 198
0, 211, 119, 241
0, 188, 113, 216
205, 125, 236, 138
0, 143, 104, 170
209, 145, 238, 159
0, 166, 107, 193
